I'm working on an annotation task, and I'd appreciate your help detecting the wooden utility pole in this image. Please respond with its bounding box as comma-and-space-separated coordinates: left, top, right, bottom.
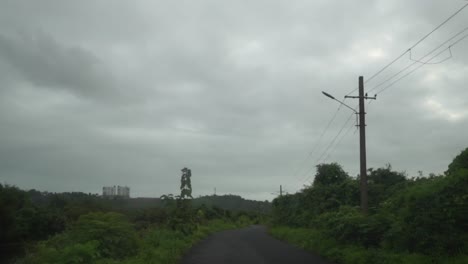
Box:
280, 185, 283, 197
345, 76, 376, 214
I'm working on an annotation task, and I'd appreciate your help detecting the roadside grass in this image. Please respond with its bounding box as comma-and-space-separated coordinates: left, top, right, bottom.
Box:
119, 219, 238, 264
18, 218, 242, 264
269, 226, 468, 264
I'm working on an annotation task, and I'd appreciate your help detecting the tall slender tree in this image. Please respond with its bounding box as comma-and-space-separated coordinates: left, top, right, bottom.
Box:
180, 167, 193, 199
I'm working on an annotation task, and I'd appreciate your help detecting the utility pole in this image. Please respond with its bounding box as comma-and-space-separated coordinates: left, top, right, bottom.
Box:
272, 185, 286, 197
345, 76, 376, 214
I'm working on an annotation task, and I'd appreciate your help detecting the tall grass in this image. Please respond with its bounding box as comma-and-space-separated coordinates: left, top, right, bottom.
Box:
18, 219, 239, 264
269, 226, 468, 264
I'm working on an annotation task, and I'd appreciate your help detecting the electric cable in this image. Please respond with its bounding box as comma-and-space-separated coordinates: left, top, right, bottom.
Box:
365, 2, 468, 85
375, 32, 468, 95
289, 104, 343, 183
299, 111, 356, 185
344, 2, 468, 97
367, 26, 468, 93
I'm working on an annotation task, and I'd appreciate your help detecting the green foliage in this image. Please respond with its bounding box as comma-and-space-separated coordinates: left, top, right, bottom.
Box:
446, 147, 468, 175
271, 150, 468, 262
193, 194, 271, 213
272, 193, 306, 226
131, 207, 168, 230
2, 178, 265, 263
380, 169, 468, 255
70, 212, 139, 259
0, 184, 31, 243
0, 184, 70, 263
126, 219, 237, 264
304, 177, 359, 214
19, 212, 139, 263
315, 206, 393, 248
14, 206, 66, 241
20, 218, 240, 264
272, 164, 358, 225
270, 226, 467, 264
367, 165, 406, 210
313, 163, 349, 186
21, 240, 101, 264
180, 167, 193, 199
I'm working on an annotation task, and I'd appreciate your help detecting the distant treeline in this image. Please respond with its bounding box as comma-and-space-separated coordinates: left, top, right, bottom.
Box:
24, 189, 271, 212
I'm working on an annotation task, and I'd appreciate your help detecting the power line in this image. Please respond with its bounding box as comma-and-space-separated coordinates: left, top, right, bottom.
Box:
291, 97, 355, 188
364, 51, 410, 87
316, 111, 356, 164
361, 2, 468, 89
408, 2, 468, 50
289, 104, 343, 184
304, 113, 355, 186
409, 48, 453, 65
367, 26, 468, 93
293, 104, 342, 177
375, 32, 468, 95
303, 111, 355, 184
321, 118, 356, 164
300, 111, 356, 185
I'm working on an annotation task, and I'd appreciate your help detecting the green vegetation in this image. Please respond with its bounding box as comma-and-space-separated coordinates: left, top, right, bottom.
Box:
4, 148, 466, 263
270, 226, 467, 264
270, 148, 468, 263
1, 167, 267, 263
193, 194, 270, 213
18, 214, 241, 264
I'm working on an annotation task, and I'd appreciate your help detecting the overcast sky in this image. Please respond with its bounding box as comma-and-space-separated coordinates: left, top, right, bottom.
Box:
1, 0, 467, 201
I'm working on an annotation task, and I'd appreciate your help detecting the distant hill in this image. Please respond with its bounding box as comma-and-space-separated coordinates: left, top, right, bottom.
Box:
118, 194, 271, 213
26, 189, 270, 213
193, 194, 271, 213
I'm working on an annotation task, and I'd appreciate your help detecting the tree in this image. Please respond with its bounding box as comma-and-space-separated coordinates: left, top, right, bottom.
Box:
159, 168, 196, 234
0, 184, 26, 243
313, 163, 349, 186
160, 194, 175, 208
367, 164, 407, 209
180, 167, 193, 199
446, 147, 468, 175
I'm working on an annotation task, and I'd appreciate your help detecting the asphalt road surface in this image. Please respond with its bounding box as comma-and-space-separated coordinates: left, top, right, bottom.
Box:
181, 225, 333, 264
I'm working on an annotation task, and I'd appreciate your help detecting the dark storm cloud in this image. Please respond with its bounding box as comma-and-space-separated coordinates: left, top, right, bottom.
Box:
0, 32, 114, 98
0, 0, 467, 200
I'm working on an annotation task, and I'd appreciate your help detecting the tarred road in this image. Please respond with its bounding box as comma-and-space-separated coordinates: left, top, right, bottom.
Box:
180, 225, 333, 264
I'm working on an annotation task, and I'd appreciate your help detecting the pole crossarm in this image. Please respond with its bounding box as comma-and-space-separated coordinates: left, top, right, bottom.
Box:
345, 95, 377, 100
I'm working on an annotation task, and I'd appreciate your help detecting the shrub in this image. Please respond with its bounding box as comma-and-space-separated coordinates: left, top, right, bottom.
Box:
381, 169, 468, 254
70, 212, 139, 259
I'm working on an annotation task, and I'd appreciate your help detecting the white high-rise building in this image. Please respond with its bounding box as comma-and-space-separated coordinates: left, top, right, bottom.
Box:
102, 186, 115, 196
117, 186, 130, 198
102, 185, 130, 198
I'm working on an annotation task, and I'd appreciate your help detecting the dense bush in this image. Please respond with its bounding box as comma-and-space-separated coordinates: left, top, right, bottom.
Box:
18, 212, 139, 263
271, 147, 468, 262
315, 206, 391, 248
270, 226, 468, 264
71, 212, 139, 259
381, 169, 468, 255
446, 147, 468, 175
19, 216, 243, 264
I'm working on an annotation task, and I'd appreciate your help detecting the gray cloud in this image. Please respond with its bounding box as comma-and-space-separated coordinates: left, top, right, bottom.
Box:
0, 32, 112, 97
0, 0, 467, 201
